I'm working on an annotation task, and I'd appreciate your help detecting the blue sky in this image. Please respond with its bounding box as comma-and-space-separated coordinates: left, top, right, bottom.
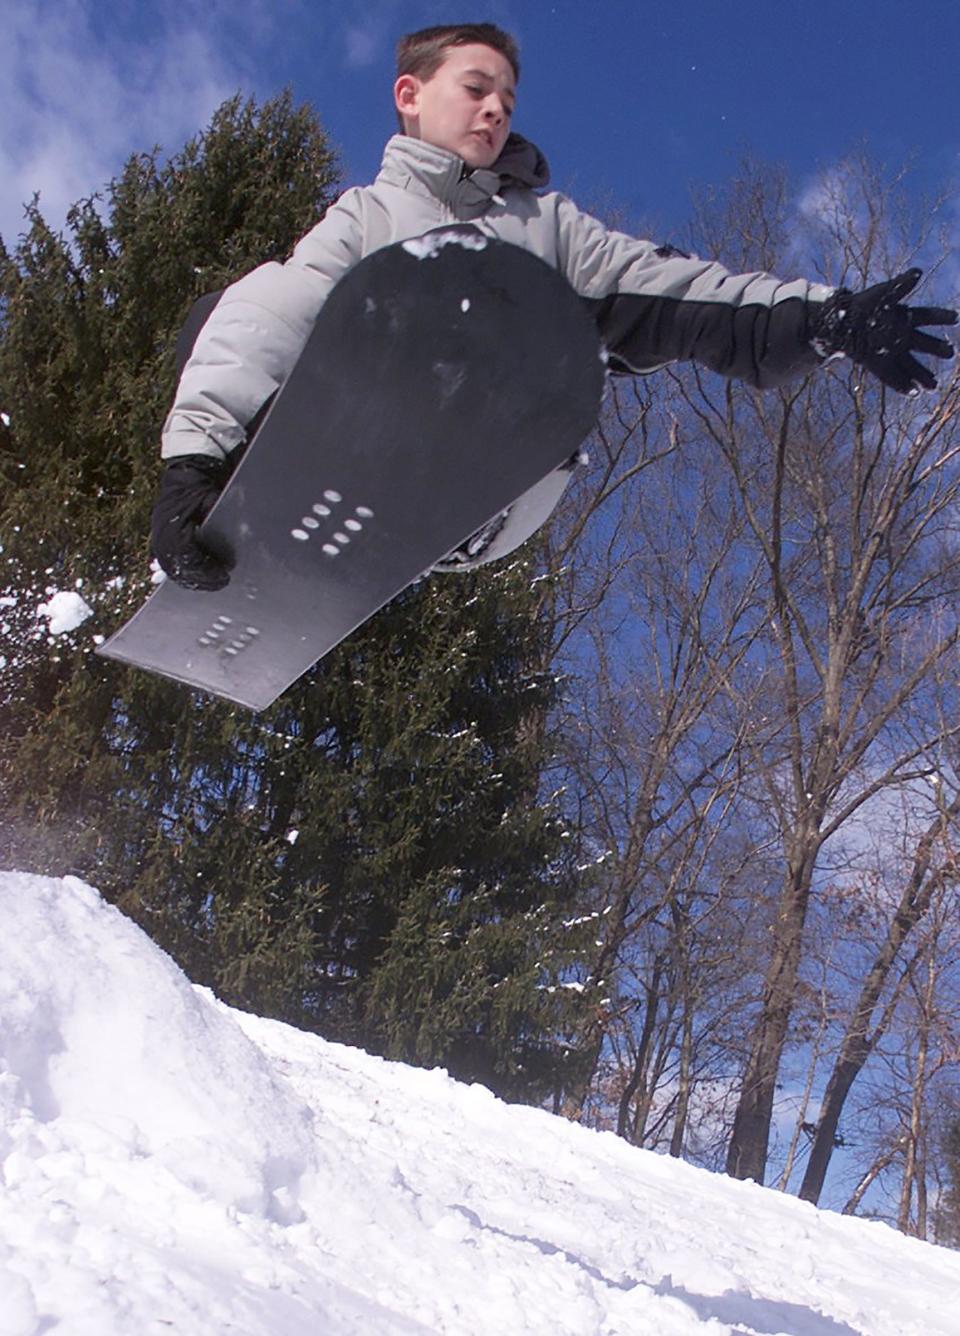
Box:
1, 0, 958, 267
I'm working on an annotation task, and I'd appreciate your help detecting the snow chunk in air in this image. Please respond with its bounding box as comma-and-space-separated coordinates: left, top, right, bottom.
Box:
36, 590, 93, 635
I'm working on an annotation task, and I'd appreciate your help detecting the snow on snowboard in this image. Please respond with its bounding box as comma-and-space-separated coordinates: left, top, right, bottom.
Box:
98, 228, 604, 709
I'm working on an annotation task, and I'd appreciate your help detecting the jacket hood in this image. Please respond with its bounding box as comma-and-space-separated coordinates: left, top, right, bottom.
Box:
492, 133, 550, 189
377, 133, 550, 217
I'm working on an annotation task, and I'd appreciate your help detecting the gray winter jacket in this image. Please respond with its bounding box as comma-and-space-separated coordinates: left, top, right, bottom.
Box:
161, 133, 833, 462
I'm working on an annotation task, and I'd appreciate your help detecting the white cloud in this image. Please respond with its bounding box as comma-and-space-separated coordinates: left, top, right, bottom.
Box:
792, 156, 960, 308
0, 0, 252, 246
339, 0, 403, 72
344, 24, 380, 70
796, 167, 846, 229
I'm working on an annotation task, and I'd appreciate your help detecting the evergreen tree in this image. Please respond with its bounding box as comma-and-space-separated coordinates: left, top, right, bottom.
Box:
0, 93, 594, 1103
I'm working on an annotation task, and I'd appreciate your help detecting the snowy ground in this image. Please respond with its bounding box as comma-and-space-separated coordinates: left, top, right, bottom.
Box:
2, 872, 960, 1335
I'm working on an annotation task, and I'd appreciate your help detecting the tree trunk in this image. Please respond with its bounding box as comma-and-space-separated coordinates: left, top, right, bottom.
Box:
727, 850, 814, 1182
616, 958, 663, 1141
899, 958, 935, 1234
670, 1000, 694, 1157
843, 1137, 906, 1215
777, 995, 827, 1191
799, 800, 958, 1203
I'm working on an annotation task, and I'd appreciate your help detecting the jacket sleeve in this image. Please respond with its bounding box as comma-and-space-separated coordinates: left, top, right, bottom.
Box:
161, 189, 367, 461
554, 195, 834, 389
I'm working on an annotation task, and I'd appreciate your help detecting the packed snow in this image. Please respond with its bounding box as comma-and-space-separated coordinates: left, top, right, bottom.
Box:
402, 229, 487, 260
2, 871, 960, 1335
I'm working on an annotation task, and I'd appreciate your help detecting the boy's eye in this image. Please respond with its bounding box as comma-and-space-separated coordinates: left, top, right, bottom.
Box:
464, 83, 514, 115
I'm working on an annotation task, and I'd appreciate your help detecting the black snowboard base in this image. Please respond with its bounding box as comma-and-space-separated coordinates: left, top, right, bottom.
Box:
98, 229, 603, 710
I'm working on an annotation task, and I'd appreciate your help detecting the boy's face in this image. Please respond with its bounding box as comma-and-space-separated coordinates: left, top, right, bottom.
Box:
394, 44, 516, 170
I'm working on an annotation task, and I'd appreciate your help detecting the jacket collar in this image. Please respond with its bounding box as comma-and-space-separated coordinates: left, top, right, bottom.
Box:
377, 133, 550, 215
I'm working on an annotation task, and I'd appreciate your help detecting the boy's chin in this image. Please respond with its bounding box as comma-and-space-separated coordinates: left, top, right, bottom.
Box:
459, 140, 500, 170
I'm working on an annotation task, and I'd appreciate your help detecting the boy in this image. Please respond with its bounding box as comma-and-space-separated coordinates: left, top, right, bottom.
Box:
152, 22, 956, 591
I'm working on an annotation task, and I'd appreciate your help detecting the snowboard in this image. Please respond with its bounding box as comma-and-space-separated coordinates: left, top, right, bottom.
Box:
97, 227, 604, 710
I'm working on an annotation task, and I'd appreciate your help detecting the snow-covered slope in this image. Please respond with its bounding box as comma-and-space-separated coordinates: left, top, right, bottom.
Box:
2, 872, 959, 1335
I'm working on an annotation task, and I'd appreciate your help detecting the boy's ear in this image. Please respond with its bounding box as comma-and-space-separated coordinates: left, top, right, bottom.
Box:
394, 74, 421, 125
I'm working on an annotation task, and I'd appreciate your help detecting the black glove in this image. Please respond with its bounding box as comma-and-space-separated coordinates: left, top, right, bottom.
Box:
150, 454, 231, 591
812, 268, 957, 395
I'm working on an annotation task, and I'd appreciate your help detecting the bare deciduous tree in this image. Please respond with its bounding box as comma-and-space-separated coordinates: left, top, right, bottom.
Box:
666, 159, 960, 1184
549, 156, 960, 1206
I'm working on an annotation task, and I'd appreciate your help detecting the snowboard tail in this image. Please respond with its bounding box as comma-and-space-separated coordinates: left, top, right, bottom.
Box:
98, 230, 604, 709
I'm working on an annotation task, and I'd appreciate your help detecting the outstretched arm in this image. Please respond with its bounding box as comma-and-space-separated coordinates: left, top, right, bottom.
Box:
555, 198, 956, 393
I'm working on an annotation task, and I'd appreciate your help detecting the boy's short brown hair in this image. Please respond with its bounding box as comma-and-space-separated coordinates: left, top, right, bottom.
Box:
396, 23, 520, 84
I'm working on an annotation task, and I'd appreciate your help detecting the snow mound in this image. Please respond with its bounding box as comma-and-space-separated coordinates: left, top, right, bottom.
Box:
1, 874, 314, 1212
2, 871, 960, 1335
